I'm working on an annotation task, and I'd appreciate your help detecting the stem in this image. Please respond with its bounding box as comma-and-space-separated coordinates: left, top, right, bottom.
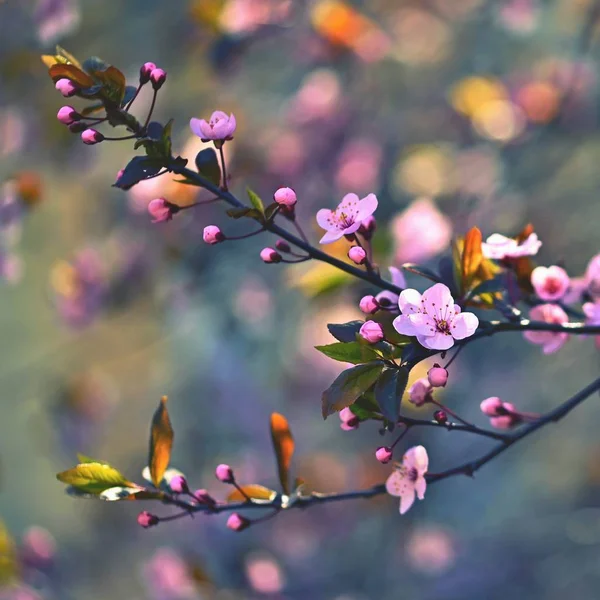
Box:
125, 84, 142, 111
430, 398, 474, 428
292, 217, 309, 245
219, 145, 229, 192
143, 90, 158, 131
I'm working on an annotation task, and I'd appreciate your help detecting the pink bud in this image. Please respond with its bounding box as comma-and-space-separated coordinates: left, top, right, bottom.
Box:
359, 320, 384, 343
408, 378, 432, 406
81, 129, 104, 145
55, 78, 77, 97
427, 364, 448, 388
339, 406, 359, 431
359, 295, 379, 314
273, 187, 297, 207
375, 446, 393, 464
260, 247, 282, 263
359, 215, 377, 239
193, 489, 217, 508
531, 265, 570, 301
169, 475, 188, 494
140, 61, 157, 83
137, 511, 159, 528
480, 396, 503, 416
275, 239, 291, 253
147, 198, 173, 223
203, 225, 224, 245
150, 68, 167, 90
227, 513, 249, 531
57, 105, 79, 125
20, 527, 56, 570
433, 409, 448, 424
215, 463, 234, 483
348, 246, 367, 265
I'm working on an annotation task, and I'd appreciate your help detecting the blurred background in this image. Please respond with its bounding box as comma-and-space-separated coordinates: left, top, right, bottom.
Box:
1, 0, 600, 598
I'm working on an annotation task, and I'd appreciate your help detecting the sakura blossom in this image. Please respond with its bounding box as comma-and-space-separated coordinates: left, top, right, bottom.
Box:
530, 265, 570, 301
481, 232, 541, 259
523, 304, 569, 354
316, 193, 378, 244
385, 445, 428, 514
393, 283, 479, 350
190, 111, 237, 144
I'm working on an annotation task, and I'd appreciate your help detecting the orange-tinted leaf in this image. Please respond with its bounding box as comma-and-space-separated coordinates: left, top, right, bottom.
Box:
226, 484, 277, 502
93, 65, 127, 104
49, 64, 95, 87
270, 413, 294, 495
515, 223, 534, 243
148, 396, 174, 488
41, 55, 61, 68
461, 227, 483, 293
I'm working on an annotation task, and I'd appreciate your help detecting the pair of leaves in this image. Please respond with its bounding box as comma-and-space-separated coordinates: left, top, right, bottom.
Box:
226, 189, 280, 224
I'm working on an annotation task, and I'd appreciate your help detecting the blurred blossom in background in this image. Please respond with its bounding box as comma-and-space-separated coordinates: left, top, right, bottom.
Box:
0, 0, 599, 598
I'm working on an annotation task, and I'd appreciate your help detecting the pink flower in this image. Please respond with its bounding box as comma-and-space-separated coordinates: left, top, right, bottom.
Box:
481, 232, 541, 259
480, 397, 523, 429
480, 396, 503, 416
149, 68, 167, 90
339, 406, 359, 431
215, 464, 234, 483
359, 295, 379, 315
227, 512, 249, 531
203, 225, 224, 244
55, 78, 76, 97
393, 283, 479, 350
273, 187, 297, 207
137, 511, 159, 528
391, 198, 452, 264
169, 475, 188, 493
260, 247, 282, 263
427, 364, 448, 387
316, 193, 378, 244
376, 446, 393, 464
583, 300, 600, 349
375, 266, 407, 309
190, 111, 237, 143
408, 378, 432, 406
348, 246, 366, 265
359, 320, 384, 343
523, 304, 569, 354
147, 198, 173, 223
139, 61, 156, 83
81, 129, 103, 145
57, 105, 78, 125
385, 445, 428, 514
531, 265, 570, 301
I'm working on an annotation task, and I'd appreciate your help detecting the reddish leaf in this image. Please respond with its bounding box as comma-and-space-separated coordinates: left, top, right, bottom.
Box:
461, 226, 483, 293
48, 63, 95, 87
270, 413, 294, 495
226, 484, 277, 502
148, 396, 174, 488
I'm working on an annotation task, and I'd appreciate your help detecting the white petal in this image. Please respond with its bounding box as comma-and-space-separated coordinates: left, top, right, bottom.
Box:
451, 312, 479, 339
403, 445, 429, 474
421, 283, 454, 321
393, 314, 417, 336
398, 288, 422, 313
399, 488, 416, 514
415, 477, 427, 500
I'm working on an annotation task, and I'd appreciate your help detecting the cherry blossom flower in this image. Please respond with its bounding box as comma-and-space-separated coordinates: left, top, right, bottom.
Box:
375, 266, 407, 309
190, 111, 237, 144
531, 265, 570, 301
316, 193, 378, 244
385, 445, 428, 514
481, 232, 541, 259
408, 378, 432, 406
523, 304, 569, 354
480, 397, 521, 429
393, 283, 479, 350
583, 301, 600, 349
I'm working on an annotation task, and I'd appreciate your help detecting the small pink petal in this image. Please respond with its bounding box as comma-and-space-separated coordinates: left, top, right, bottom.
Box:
399, 488, 416, 514
451, 312, 479, 340
403, 445, 429, 474
421, 283, 453, 321
316, 208, 334, 230
393, 314, 418, 336
319, 229, 344, 244
355, 193, 378, 221
398, 288, 422, 313
414, 477, 426, 500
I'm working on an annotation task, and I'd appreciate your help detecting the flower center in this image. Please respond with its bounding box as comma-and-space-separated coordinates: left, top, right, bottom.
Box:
545, 277, 561, 294
435, 319, 451, 335
408, 467, 418, 482
336, 211, 355, 229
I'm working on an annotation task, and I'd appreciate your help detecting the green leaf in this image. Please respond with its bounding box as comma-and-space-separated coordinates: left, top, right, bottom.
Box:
321, 362, 385, 419
160, 118, 174, 158
76, 454, 112, 466
468, 276, 505, 299
114, 156, 164, 189
57, 463, 130, 495
327, 321, 364, 343
315, 341, 380, 364
148, 396, 174, 488
226, 207, 263, 220
374, 366, 409, 422
247, 188, 265, 215
350, 391, 381, 421
402, 263, 443, 283
264, 202, 280, 222
195, 148, 221, 186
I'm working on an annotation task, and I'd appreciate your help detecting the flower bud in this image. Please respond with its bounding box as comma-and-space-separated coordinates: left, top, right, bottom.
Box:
193, 489, 217, 508
20, 527, 56, 570
480, 396, 503, 416
375, 446, 393, 464
140, 61, 157, 84
408, 378, 432, 406
226, 513, 249, 531
427, 364, 448, 388
339, 406, 359, 431
348, 246, 366, 265
275, 239, 291, 253
359, 295, 379, 315
81, 129, 104, 145
169, 475, 188, 494
148, 198, 175, 223
273, 187, 297, 207
203, 225, 224, 245
150, 68, 167, 90
260, 247, 282, 264
215, 463, 234, 483
57, 105, 79, 125
359, 320, 384, 344
433, 409, 448, 424
55, 78, 77, 97
137, 511, 159, 528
